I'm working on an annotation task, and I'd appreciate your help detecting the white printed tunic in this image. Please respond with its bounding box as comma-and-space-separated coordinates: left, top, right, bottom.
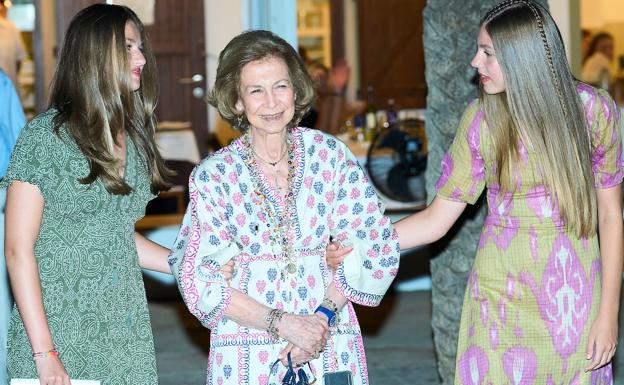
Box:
169, 127, 400, 385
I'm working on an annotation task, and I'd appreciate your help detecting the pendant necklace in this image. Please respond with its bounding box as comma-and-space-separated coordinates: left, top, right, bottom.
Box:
247, 134, 298, 276
251, 143, 288, 196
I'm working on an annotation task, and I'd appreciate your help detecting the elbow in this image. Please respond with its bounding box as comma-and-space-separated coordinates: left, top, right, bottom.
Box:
4, 242, 35, 270
430, 225, 451, 244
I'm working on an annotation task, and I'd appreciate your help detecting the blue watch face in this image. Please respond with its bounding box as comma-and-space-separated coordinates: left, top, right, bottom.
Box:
316, 306, 336, 326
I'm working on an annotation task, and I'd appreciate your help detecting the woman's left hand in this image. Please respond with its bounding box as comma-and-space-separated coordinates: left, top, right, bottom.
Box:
278, 313, 330, 366
585, 312, 618, 371
278, 343, 313, 367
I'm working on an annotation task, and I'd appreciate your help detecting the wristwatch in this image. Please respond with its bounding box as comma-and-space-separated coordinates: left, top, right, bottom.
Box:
315, 305, 337, 327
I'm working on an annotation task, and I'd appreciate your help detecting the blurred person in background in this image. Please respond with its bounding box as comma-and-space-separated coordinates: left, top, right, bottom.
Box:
0, 68, 25, 385
582, 32, 615, 90
299, 46, 351, 135
581, 29, 592, 62
0, 0, 27, 86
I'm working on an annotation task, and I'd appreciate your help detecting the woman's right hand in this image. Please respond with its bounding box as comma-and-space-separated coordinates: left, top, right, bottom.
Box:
219, 259, 236, 282
325, 242, 352, 270
35, 355, 71, 385
277, 313, 329, 355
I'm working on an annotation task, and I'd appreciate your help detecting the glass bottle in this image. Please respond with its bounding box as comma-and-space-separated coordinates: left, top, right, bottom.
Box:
386, 98, 399, 126
364, 85, 377, 141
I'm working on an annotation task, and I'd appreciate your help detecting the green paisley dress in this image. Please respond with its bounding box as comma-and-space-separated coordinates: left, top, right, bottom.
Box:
1, 109, 158, 384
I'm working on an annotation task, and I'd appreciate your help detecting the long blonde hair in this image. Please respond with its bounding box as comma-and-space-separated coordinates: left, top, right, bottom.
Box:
481, 0, 596, 237
50, 4, 172, 195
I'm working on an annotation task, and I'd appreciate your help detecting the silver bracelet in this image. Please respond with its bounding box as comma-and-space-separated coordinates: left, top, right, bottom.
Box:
321, 298, 339, 313
265, 308, 285, 341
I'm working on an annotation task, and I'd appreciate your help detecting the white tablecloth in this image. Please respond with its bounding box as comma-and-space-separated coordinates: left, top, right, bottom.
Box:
155, 129, 201, 164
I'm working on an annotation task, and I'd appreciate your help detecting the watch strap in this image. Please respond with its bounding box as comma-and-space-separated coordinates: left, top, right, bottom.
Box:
315, 305, 336, 327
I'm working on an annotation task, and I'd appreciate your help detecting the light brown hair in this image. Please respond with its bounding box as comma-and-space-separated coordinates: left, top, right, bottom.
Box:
481, 0, 597, 237
50, 3, 172, 195
207, 30, 315, 131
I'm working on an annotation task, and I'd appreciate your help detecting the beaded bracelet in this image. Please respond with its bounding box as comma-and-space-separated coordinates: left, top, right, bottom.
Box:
321, 298, 341, 326
321, 298, 339, 313
265, 308, 285, 341
32, 349, 60, 360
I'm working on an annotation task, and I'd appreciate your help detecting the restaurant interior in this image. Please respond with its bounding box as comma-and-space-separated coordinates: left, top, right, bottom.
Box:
5, 0, 624, 383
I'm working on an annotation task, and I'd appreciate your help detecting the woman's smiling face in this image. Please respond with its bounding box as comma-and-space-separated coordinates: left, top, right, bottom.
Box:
236, 56, 296, 134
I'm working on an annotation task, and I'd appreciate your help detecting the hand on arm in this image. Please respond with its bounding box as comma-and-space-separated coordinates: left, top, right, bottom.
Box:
394, 196, 467, 250
219, 259, 236, 282
585, 184, 623, 372
138, 232, 235, 280
5, 181, 70, 385
325, 241, 352, 270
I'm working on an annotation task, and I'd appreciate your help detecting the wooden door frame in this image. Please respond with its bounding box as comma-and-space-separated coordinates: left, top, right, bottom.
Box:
329, 0, 345, 65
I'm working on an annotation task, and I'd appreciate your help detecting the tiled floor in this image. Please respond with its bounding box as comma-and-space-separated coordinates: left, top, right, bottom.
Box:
147, 239, 438, 385
150, 290, 439, 385
150, 285, 624, 385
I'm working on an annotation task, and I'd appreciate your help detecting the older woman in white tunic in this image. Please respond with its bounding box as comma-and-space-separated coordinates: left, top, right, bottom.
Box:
168, 30, 399, 385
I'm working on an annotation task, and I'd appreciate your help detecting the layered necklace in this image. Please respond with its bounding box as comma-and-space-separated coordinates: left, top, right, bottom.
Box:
243, 132, 299, 276
250, 140, 288, 196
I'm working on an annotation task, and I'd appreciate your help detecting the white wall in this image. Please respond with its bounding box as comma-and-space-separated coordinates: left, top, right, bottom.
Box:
343, 0, 358, 103
34, 0, 56, 112
204, 0, 245, 131
550, 0, 573, 58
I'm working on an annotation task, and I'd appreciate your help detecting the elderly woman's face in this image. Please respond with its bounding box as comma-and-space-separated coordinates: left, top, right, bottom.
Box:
236, 56, 295, 134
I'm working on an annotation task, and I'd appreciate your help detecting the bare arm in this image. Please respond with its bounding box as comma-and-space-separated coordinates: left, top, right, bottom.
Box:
394, 196, 467, 250
585, 184, 623, 371
134, 232, 172, 274
5, 181, 70, 384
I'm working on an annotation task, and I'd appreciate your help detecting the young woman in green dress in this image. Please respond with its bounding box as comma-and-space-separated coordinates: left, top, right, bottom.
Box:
2, 4, 174, 384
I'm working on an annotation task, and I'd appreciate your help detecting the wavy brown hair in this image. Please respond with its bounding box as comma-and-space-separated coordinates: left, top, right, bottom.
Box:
50, 4, 172, 195
207, 30, 315, 131
481, 0, 596, 237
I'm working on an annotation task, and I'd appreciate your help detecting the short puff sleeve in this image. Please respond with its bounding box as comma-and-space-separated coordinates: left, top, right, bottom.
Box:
588, 88, 623, 188
435, 100, 486, 204
0, 111, 60, 198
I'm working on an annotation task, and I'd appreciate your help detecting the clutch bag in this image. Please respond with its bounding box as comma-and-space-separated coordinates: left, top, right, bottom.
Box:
323, 371, 353, 385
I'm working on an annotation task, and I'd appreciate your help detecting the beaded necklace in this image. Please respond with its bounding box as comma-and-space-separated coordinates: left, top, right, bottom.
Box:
242, 132, 299, 276
251, 141, 288, 196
